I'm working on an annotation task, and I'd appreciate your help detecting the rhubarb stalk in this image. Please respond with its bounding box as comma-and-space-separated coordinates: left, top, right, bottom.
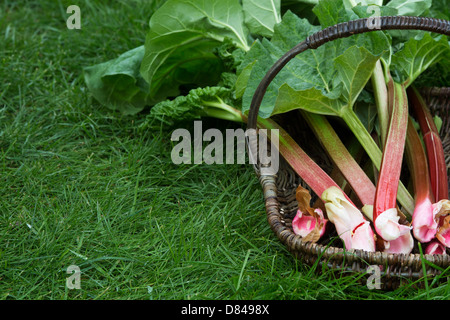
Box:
340, 110, 414, 217
373, 81, 413, 253
302, 111, 376, 207
371, 60, 389, 146
406, 116, 438, 243
407, 86, 448, 202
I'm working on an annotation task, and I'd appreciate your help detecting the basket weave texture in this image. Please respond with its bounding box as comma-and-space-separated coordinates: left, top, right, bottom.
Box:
258, 88, 450, 290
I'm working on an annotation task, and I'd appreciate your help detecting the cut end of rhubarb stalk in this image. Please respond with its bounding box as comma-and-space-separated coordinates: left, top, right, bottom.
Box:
292, 208, 328, 242
321, 186, 376, 252
408, 86, 448, 202
425, 240, 447, 255
412, 197, 438, 243
350, 221, 377, 252
375, 208, 412, 241
436, 215, 450, 248
433, 199, 450, 248
381, 230, 414, 254
292, 185, 328, 242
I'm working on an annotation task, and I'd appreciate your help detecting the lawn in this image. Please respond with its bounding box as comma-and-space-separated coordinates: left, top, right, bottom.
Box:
1, 0, 449, 301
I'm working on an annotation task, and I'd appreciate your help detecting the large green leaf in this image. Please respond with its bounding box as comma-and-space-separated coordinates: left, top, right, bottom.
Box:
282, 0, 319, 5
389, 33, 450, 87
242, 0, 281, 38
386, 0, 431, 16
383, 0, 432, 41
347, 0, 383, 6
238, 0, 390, 118
272, 45, 381, 117
429, 0, 450, 20
83, 46, 150, 115
140, 0, 250, 99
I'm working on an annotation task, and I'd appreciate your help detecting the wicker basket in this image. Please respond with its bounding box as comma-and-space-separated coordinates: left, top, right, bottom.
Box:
247, 17, 450, 290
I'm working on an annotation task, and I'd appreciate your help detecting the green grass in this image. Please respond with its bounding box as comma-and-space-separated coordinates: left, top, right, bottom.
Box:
1, 0, 449, 300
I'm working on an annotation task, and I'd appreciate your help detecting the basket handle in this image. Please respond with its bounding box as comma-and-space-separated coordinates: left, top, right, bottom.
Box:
246, 16, 450, 132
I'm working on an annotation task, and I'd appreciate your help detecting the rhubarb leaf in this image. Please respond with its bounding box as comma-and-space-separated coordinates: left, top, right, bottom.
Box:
140, 0, 250, 99
284, 0, 319, 4
142, 86, 242, 127
349, 0, 383, 6
389, 33, 450, 87
83, 46, 151, 115
239, 2, 389, 118
385, 0, 431, 16
429, 0, 450, 20
272, 45, 380, 117
243, 0, 281, 38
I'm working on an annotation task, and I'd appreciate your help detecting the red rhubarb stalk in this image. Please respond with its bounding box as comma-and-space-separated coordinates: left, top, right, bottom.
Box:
407, 86, 448, 202
374, 82, 408, 221
406, 117, 438, 243
373, 81, 413, 252
425, 240, 447, 255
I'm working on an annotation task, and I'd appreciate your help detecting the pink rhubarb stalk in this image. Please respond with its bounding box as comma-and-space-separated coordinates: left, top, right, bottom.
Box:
406, 117, 439, 243
406, 87, 450, 251
408, 86, 448, 202
373, 81, 413, 253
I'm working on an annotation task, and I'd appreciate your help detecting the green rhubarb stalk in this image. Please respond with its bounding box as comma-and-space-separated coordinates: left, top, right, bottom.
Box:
202, 98, 247, 123
407, 86, 448, 202
371, 60, 389, 146
302, 111, 376, 207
